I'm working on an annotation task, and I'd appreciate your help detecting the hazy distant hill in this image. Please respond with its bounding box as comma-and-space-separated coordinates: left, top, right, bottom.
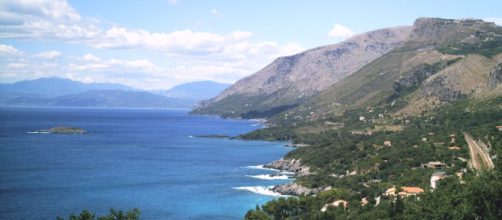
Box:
7, 90, 195, 108
0, 78, 230, 108
159, 81, 230, 100
192, 26, 412, 118
0, 77, 133, 103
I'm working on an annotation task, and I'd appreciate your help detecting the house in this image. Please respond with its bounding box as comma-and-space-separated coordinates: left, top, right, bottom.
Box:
448, 146, 461, 150
430, 171, 447, 189
361, 197, 368, 206
497, 125, 502, 131
421, 161, 446, 169
433, 142, 445, 146
385, 186, 424, 197
383, 140, 392, 147
422, 137, 427, 142
359, 116, 366, 121
321, 200, 348, 212
399, 187, 424, 197
384, 186, 397, 196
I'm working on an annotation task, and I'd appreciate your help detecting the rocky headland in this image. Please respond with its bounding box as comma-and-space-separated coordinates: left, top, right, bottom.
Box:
264, 158, 316, 196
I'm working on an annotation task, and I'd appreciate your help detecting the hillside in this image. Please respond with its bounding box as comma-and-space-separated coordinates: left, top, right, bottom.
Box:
192, 26, 412, 118
239, 18, 502, 219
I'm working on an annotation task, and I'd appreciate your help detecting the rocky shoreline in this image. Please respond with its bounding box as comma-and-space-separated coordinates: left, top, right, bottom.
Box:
264, 158, 317, 196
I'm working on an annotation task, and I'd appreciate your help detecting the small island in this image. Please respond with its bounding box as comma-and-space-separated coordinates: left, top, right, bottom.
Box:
31, 126, 87, 134
195, 134, 231, 139
49, 127, 86, 134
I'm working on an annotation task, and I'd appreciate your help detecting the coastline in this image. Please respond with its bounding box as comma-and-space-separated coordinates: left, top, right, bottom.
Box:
263, 158, 317, 196
195, 115, 315, 197
240, 158, 316, 197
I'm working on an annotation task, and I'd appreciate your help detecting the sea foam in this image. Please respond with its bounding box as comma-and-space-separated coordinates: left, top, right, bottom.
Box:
246, 174, 289, 180
243, 165, 277, 171
27, 131, 50, 134
233, 186, 283, 197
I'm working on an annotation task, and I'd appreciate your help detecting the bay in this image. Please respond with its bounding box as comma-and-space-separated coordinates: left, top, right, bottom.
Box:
0, 107, 291, 219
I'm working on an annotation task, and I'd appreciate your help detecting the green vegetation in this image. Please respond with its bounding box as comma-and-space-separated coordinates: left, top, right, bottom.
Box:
245, 167, 502, 219
243, 96, 502, 219
57, 208, 141, 220
438, 26, 502, 57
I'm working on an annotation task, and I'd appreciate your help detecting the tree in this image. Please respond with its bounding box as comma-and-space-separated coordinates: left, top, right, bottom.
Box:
58, 208, 141, 220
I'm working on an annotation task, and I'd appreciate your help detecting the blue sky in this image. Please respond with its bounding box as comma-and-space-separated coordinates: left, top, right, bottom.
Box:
0, 0, 501, 89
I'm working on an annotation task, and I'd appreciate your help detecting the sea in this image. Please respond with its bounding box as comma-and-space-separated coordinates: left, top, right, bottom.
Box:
0, 107, 292, 219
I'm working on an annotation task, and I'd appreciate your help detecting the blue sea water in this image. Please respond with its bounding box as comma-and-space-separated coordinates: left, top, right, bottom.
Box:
0, 107, 292, 219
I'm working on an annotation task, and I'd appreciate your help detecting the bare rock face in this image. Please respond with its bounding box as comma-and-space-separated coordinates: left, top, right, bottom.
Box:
273, 183, 318, 196
420, 74, 468, 102
264, 158, 311, 176
193, 26, 412, 118
488, 63, 502, 89
407, 17, 496, 47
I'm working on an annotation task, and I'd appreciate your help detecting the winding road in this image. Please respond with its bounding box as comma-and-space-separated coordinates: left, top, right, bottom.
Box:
464, 133, 494, 170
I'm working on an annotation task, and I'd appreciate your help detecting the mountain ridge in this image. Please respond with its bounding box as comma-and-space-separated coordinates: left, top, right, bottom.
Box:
192, 26, 412, 118
0, 78, 230, 108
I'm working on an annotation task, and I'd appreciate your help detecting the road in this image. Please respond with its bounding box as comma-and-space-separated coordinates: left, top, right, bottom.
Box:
464, 133, 495, 170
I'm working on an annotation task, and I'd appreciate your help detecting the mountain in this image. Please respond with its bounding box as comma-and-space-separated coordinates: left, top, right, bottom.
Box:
192, 26, 412, 118
241, 18, 502, 219
0, 77, 133, 103
159, 81, 230, 100
7, 90, 194, 108
279, 18, 502, 122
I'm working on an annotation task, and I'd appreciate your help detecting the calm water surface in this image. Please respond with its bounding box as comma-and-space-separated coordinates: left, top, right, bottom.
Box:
0, 107, 291, 219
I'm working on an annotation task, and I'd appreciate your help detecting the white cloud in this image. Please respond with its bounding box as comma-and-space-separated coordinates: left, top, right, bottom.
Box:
83, 53, 100, 62
7, 62, 27, 69
0, 0, 99, 40
484, 18, 502, 26
0, 44, 22, 55
328, 24, 354, 39
70, 56, 156, 73
168, 0, 177, 5
0, 0, 306, 89
34, 50, 62, 59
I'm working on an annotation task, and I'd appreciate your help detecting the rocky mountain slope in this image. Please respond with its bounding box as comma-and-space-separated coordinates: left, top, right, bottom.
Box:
192, 26, 412, 118
277, 18, 502, 123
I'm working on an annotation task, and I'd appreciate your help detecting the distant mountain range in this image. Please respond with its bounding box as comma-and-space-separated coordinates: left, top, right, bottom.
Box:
155, 81, 231, 100
0, 78, 230, 108
0, 77, 133, 102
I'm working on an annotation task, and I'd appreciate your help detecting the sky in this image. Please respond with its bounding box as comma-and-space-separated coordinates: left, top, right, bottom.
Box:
0, 0, 501, 90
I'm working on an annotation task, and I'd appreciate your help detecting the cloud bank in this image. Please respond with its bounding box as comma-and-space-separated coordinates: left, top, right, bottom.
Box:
0, 0, 304, 89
